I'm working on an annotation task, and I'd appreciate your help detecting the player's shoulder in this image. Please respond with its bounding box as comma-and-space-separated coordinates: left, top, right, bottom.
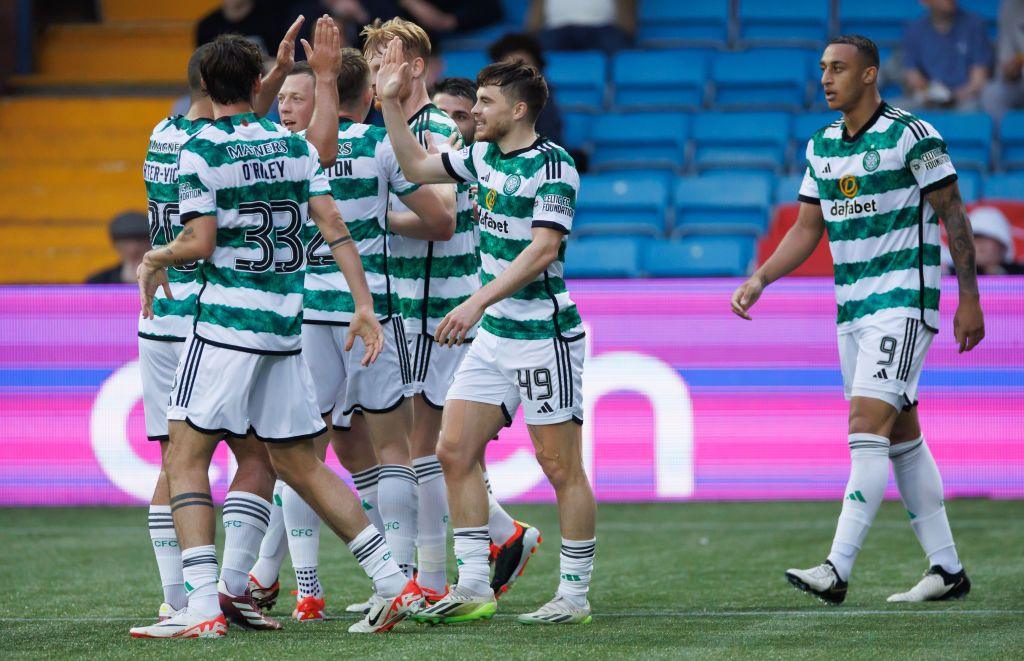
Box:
535, 138, 575, 169
880, 104, 941, 142
416, 104, 460, 138
806, 117, 844, 145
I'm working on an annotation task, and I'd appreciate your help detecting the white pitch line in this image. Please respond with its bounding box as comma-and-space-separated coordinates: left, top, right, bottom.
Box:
2, 610, 1022, 623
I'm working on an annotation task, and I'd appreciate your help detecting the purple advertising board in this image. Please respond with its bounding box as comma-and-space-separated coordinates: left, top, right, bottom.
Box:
0, 278, 1021, 506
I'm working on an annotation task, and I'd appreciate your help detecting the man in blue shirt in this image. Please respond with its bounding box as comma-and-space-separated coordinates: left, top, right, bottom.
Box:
902, 0, 992, 109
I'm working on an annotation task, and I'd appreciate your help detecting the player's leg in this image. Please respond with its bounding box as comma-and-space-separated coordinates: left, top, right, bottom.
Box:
252, 353, 421, 633
886, 332, 969, 602
283, 430, 331, 621
412, 399, 506, 624
217, 435, 279, 629
138, 336, 188, 618
485, 393, 544, 599
247, 477, 286, 610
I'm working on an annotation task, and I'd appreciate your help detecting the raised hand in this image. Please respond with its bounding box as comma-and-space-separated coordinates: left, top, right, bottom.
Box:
274, 15, 305, 75
346, 307, 385, 366
301, 15, 342, 79
375, 37, 411, 101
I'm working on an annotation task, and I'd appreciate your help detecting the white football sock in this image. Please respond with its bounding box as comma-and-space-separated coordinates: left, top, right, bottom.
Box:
557, 537, 596, 607
220, 491, 271, 596
413, 455, 448, 593
890, 437, 962, 573
249, 479, 287, 588
148, 505, 186, 610
352, 465, 385, 535
827, 433, 890, 581
378, 464, 419, 577
453, 526, 492, 596
483, 471, 517, 546
347, 525, 406, 598
282, 484, 322, 598
181, 545, 220, 617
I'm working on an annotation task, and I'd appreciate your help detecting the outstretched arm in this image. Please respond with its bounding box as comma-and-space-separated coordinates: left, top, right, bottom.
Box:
376, 37, 458, 184
137, 216, 216, 318
254, 16, 305, 117
434, 226, 563, 345
302, 15, 342, 167
925, 181, 985, 352
731, 201, 825, 320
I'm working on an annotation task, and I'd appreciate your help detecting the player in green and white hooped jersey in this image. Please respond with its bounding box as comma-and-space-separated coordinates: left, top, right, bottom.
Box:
132, 35, 422, 639
733, 36, 984, 606
432, 76, 545, 600
137, 39, 305, 632
379, 44, 595, 626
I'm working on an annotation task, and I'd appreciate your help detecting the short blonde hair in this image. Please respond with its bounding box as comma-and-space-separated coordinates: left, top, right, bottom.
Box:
361, 17, 432, 60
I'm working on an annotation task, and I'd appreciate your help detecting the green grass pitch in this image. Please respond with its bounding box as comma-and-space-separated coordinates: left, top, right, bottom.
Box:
2, 501, 1022, 659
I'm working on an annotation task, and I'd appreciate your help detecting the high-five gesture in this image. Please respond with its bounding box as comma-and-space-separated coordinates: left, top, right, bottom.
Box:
254, 15, 305, 116
274, 15, 306, 75
375, 37, 411, 101
301, 15, 342, 79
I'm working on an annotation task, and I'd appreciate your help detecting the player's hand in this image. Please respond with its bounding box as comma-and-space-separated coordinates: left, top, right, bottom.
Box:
137, 256, 171, 320
730, 275, 764, 321
953, 294, 984, 353
434, 298, 484, 346
376, 37, 411, 101
301, 15, 342, 79
346, 306, 385, 366
274, 15, 305, 75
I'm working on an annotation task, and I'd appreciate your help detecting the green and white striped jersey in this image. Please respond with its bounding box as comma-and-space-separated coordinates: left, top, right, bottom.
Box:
139, 115, 211, 341
177, 112, 331, 354
799, 103, 956, 333
302, 118, 418, 324
389, 104, 479, 337
441, 137, 584, 341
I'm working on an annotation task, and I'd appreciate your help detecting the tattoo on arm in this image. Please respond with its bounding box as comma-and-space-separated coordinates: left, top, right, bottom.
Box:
926, 183, 979, 296
328, 235, 352, 248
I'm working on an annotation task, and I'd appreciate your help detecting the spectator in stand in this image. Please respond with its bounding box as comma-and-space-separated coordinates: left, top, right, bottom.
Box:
955, 207, 1024, 275
288, 0, 397, 51
527, 0, 634, 53
398, 0, 502, 42
85, 211, 151, 285
487, 33, 563, 144
196, 0, 286, 56
902, 0, 992, 109
981, 0, 1024, 117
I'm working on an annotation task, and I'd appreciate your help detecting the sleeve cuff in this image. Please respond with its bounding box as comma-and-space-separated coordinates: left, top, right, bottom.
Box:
532, 220, 570, 234
440, 152, 466, 183
180, 210, 214, 223
797, 194, 820, 205
921, 173, 958, 195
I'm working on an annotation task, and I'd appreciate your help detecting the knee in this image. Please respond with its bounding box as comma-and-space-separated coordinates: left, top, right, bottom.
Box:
535, 450, 584, 491
436, 433, 474, 477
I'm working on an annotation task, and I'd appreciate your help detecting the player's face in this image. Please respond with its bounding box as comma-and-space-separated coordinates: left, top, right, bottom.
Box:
819, 44, 875, 112
367, 48, 421, 108
472, 85, 517, 143
278, 73, 315, 133
433, 92, 475, 143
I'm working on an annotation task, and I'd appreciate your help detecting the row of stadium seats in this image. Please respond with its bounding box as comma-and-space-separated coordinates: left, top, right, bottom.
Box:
566, 234, 756, 279
449, 0, 999, 51
575, 170, 1024, 241
558, 111, 1024, 175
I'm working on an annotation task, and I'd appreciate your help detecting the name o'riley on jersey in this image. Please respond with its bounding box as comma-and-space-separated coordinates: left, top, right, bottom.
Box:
241, 159, 287, 181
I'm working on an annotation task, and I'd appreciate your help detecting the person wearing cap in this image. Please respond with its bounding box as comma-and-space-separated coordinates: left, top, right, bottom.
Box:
85, 211, 152, 284
955, 206, 1024, 275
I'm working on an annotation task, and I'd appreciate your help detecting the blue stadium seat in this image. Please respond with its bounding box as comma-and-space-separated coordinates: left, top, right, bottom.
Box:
791, 111, 842, 170
612, 50, 707, 109
441, 24, 515, 51
643, 236, 755, 277
546, 51, 607, 110
565, 237, 643, 278
673, 174, 771, 236
982, 173, 1024, 200
839, 0, 923, 46
957, 170, 981, 203
737, 0, 829, 46
562, 112, 592, 152
637, 0, 729, 45
926, 113, 992, 173
711, 49, 811, 109
774, 174, 806, 204
575, 174, 670, 237
1000, 111, 1024, 170
692, 112, 789, 172
441, 52, 488, 80
590, 111, 688, 170
501, 0, 528, 26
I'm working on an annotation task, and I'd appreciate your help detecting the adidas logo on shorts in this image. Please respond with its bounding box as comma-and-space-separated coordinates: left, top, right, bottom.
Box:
537, 402, 554, 414
873, 368, 888, 380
